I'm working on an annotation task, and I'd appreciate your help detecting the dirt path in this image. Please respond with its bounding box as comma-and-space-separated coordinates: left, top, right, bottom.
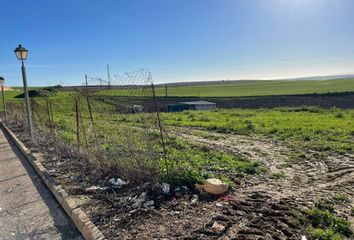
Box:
170, 128, 354, 239
0, 127, 83, 240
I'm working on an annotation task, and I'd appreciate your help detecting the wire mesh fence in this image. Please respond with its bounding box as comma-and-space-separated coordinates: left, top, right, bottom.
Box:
5, 69, 171, 184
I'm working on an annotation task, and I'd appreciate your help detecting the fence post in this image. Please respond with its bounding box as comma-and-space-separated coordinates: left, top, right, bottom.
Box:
1, 84, 8, 122
49, 100, 54, 128
75, 97, 80, 149
78, 99, 88, 149
45, 98, 53, 130
151, 82, 169, 176
85, 75, 98, 147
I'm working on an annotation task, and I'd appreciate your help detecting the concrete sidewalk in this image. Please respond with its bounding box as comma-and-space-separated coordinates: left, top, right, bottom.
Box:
0, 127, 83, 240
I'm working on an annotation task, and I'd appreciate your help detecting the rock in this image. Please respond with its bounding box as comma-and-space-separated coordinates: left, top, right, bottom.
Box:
211, 221, 225, 233
195, 183, 203, 191
215, 202, 223, 207
204, 178, 229, 195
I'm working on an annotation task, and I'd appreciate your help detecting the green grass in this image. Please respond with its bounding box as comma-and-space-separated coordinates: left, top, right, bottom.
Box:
160, 107, 354, 156
5, 90, 353, 158
95, 78, 354, 97
4, 90, 354, 187
4, 91, 261, 186
306, 201, 353, 239
160, 137, 261, 187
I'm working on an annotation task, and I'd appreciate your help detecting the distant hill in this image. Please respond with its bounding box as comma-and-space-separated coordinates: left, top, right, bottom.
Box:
153, 78, 354, 97
156, 74, 354, 87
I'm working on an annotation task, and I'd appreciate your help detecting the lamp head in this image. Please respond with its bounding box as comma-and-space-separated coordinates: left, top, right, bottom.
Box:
14, 44, 28, 61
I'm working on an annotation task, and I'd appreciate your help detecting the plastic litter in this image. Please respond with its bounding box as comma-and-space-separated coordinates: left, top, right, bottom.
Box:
85, 186, 107, 192
108, 178, 129, 188
161, 183, 170, 194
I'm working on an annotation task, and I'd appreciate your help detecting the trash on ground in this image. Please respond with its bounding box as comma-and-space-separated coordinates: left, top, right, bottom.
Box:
161, 183, 170, 194
108, 178, 129, 188
85, 185, 107, 192
218, 195, 240, 204
132, 192, 147, 208
143, 200, 155, 209
190, 194, 198, 205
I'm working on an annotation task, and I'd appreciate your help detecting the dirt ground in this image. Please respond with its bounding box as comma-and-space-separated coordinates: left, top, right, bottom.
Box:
86, 129, 353, 239
12, 124, 354, 239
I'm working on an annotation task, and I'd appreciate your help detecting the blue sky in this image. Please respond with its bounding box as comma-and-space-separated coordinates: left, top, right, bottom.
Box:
1, 0, 354, 86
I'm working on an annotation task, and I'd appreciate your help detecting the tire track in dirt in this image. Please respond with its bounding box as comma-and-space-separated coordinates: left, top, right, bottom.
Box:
171, 128, 354, 239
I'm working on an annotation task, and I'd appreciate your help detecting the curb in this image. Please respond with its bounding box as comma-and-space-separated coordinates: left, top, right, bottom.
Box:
0, 123, 106, 240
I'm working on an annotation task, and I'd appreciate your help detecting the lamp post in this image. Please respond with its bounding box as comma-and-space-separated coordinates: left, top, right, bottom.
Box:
14, 44, 33, 140
0, 76, 7, 122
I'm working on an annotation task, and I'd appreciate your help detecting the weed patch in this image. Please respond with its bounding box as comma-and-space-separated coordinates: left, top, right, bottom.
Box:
306, 202, 353, 239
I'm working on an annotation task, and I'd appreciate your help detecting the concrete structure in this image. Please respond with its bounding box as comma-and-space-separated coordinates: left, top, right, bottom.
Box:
167, 100, 216, 112
181, 101, 216, 110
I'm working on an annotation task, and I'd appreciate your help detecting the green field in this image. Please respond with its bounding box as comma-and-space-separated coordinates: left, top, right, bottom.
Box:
152, 78, 354, 97
160, 108, 354, 155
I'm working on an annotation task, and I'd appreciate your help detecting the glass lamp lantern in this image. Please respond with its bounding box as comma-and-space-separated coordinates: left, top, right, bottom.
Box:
14, 44, 28, 61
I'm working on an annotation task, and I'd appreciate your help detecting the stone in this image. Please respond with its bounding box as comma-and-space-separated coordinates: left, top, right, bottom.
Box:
204, 178, 229, 195
194, 183, 203, 191
190, 194, 198, 205
215, 202, 223, 207
211, 221, 225, 233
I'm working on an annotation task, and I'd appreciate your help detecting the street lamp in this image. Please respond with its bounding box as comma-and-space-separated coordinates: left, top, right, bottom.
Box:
14, 44, 33, 140
0, 76, 7, 123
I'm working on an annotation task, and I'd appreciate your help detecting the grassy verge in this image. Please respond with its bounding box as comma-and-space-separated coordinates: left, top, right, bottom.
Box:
159, 107, 354, 158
